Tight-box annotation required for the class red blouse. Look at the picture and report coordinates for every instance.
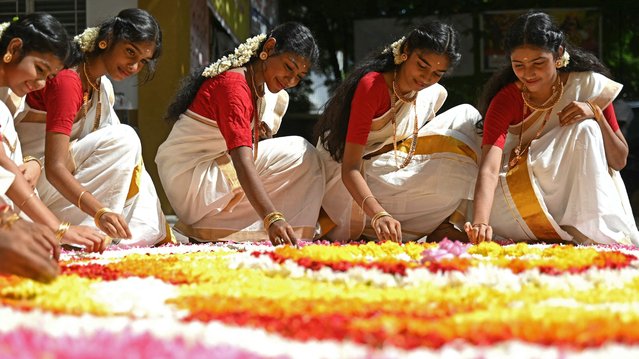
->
[345,72,391,145]
[188,71,255,150]
[483,82,620,148]
[26,69,83,136]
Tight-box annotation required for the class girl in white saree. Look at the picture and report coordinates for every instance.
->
[15,9,173,247]
[0,14,107,251]
[466,11,639,245]
[315,22,482,242]
[156,23,323,246]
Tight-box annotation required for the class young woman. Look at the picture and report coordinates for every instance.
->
[0,14,107,251]
[466,11,638,245]
[156,22,323,246]
[315,21,482,243]
[14,8,173,247]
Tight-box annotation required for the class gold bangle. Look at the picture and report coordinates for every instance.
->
[77,190,88,211]
[371,211,392,228]
[360,194,376,210]
[585,100,605,124]
[263,211,286,230]
[23,155,43,170]
[55,222,70,242]
[19,191,36,208]
[0,213,21,229]
[94,207,113,227]
[266,215,285,229]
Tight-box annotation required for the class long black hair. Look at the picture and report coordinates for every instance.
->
[0,13,71,64]
[314,21,461,162]
[477,10,610,118]
[68,8,162,81]
[165,21,319,123]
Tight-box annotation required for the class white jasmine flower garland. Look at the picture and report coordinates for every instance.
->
[0,22,10,40]
[202,33,267,78]
[382,36,406,64]
[73,26,100,53]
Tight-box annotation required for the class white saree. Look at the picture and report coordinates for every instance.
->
[13,77,173,247]
[318,83,483,241]
[0,92,18,200]
[155,88,324,242]
[490,71,639,245]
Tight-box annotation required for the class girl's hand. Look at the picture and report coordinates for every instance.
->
[61,225,110,253]
[258,121,273,140]
[0,223,59,283]
[464,222,493,244]
[558,101,594,126]
[373,216,402,243]
[19,161,42,190]
[97,211,132,240]
[268,219,297,246]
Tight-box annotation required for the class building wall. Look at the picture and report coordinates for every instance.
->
[137,0,192,214]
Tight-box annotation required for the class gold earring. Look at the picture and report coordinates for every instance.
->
[555,60,562,68]
[98,40,107,50]
[259,51,268,60]
[401,53,407,61]
[3,53,11,63]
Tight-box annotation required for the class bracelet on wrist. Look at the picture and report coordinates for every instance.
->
[23,155,43,170]
[371,211,392,228]
[19,191,36,208]
[77,190,88,211]
[55,222,71,242]
[263,211,285,230]
[360,194,376,210]
[0,209,21,229]
[93,207,113,227]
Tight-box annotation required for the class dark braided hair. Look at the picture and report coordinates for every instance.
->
[0,13,71,64]
[477,10,610,118]
[314,20,461,162]
[67,8,162,81]
[165,21,319,123]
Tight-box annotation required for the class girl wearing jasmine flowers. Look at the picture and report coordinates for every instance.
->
[315,21,482,243]
[156,22,322,246]
[0,14,108,252]
[466,11,638,245]
[15,8,173,247]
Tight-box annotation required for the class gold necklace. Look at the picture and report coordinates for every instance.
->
[509,75,564,169]
[390,70,419,170]
[248,64,265,160]
[82,62,102,131]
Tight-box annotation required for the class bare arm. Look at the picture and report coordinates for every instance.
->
[0,146,58,229]
[44,131,130,239]
[229,146,297,246]
[558,101,628,170]
[342,142,401,242]
[465,145,502,243]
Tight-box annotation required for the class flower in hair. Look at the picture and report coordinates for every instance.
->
[202,34,267,78]
[0,22,10,41]
[382,36,406,65]
[74,26,100,53]
[558,49,570,68]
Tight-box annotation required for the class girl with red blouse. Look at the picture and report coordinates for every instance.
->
[157,23,323,246]
[315,22,483,243]
[16,9,173,247]
[466,11,638,245]
[0,14,107,253]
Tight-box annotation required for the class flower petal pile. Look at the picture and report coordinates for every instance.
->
[2,241,639,358]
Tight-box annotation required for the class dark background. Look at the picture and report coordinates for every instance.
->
[275,0,639,215]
